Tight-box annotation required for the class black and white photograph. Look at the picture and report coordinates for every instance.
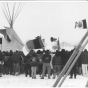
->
[1,0,88,1]
[0,1,88,88]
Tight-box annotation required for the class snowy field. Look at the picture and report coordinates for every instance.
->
[0,74,87,88]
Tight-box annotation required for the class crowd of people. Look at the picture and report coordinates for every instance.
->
[0,48,88,79]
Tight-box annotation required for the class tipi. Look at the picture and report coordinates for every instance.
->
[0,2,24,51]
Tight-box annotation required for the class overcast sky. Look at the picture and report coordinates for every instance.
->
[0,2,88,52]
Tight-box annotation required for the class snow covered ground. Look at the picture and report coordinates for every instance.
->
[0,74,87,88]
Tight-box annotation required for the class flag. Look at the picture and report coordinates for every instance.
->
[26,37,44,49]
[52,38,60,51]
[75,19,87,29]
[50,37,57,42]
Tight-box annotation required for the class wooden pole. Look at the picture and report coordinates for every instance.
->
[53,31,88,87]
[57,37,60,51]
[58,39,88,87]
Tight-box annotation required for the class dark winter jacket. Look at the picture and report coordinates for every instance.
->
[52,55,62,66]
[30,56,38,67]
[8,56,13,67]
[12,52,21,64]
[0,52,4,61]
[81,51,88,64]
[77,53,82,67]
[37,54,43,64]
[42,54,51,63]
[24,54,31,65]
[60,49,66,66]
[0,52,4,65]
[3,56,9,67]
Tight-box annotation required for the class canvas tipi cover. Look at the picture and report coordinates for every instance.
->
[0,3,24,51]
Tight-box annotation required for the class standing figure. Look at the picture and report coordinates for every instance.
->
[77,53,82,75]
[30,53,38,79]
[37,50,43,76]
[52,50,62,79]
[12,50,21,76]
[50,52,55,76]
[24,50,34,77]
[81,49,88,76]
[8,51,13,75]
[60,49,66,70]
[3,52,9,75]
[69,49,78,79]
[0,51,4,77]
[69,62,78,79]
[24,53,31,77]
[41,50,51,79]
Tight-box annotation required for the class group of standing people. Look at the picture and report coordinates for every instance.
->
[0,49,62,79]
[0,48,87,79]
[0,50,24,76]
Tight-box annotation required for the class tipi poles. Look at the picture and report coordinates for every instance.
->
[2,3,11,25]
[2,2,25,27]
[53,31,88,87]
[6,2,12,25]
[11,3,16,27]
[58,39,88,87]
[13,3,24,24]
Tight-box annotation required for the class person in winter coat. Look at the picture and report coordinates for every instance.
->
[41,50,51,79]
[69,49,78,79]
[3,53,9,75]
[52,50,62,79]
[81,49,88,76]
[30,53,38,79]
[12,50,21,76]
[24,52,32,77]
[60,49,66,69]
[24,49,35,77]
[69,61,78,79]
[36,51,43,76]
[19,51,25,74]
[77,53,82,75]
[0,51,4,77]
[50,52,55,76]
[8,51,13,75]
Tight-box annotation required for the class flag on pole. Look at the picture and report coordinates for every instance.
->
[75,19,87,29]
[50,37,57,42]
[51,37,60,51]
[26,37,44,49]
[57,38,60,50]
